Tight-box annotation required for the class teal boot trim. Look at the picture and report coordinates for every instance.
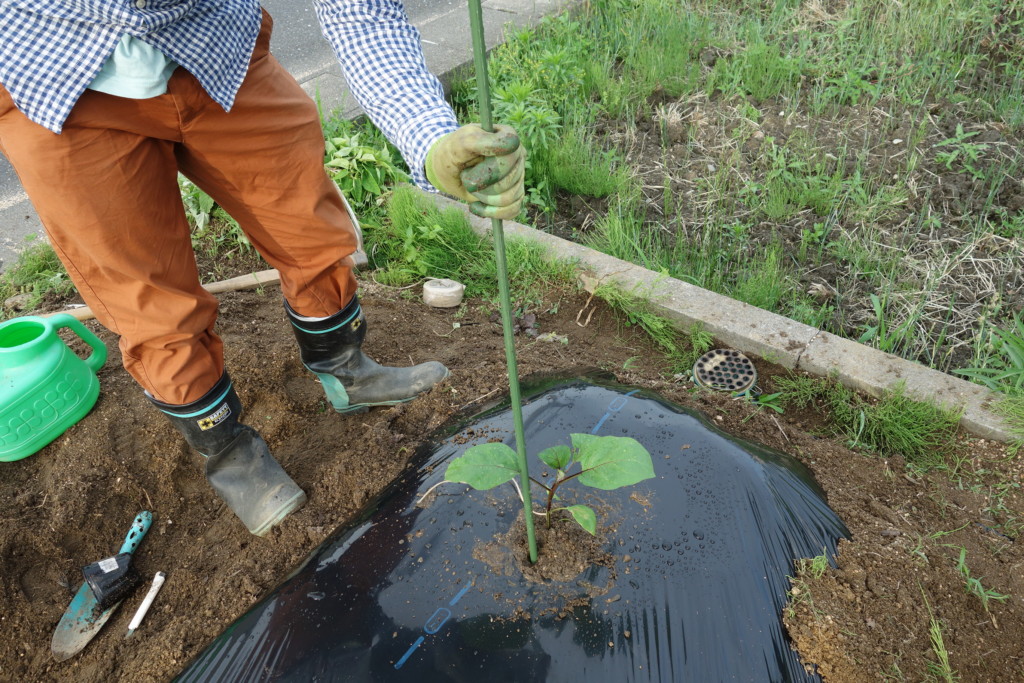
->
[288,296,449,414]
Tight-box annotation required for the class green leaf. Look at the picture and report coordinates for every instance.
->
[197,194,215,213]
[537,444,571,470]
[326,157,353,169]
[574,434,655,490]
[445,442,520,490]
[569,432,598,452]
[565,505,596,535]
[362,173,381,196]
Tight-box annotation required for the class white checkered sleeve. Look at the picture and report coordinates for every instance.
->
[314,0,458,190]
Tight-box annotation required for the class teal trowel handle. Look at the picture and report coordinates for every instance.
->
[118,511,153,555]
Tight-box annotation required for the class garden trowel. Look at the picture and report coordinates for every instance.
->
[51,511,153,661]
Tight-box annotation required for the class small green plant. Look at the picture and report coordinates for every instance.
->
[933,124,989,180]
[0,237,76,318]
[748,392,785,417]
[800,549,830,579]
[785,551,829,619]
[179,176,251,258]
[926,616,958,682]
[397,223,445,278]
[324,132,408,213]
[783,575,814,619]
[858,293,917,356]
[798,222,829,262]
[443,434,655,535]
[952,547,1009,612]
[920,586,959,682]
[821,64,881,106]
[179,176,216,232]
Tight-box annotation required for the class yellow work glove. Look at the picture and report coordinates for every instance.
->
[425,123,526,220]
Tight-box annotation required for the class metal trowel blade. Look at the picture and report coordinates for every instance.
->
[50,581,122,662]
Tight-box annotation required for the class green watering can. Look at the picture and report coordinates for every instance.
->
[0,314,107,462]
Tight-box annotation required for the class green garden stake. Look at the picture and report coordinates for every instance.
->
[468,0,538,564]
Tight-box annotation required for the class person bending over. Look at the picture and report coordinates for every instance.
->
[0,0,524,536]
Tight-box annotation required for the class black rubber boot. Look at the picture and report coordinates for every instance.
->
[286,295,449,414]
[150,373,307,537]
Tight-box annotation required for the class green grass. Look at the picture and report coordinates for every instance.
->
[0,238,75,321]
[444,0,1023,387]
[366,185,577,303]
[919,586,959,682]
[798,549,831,580]
[952,546,1009,612]
[774,374,963,468]
[956,314,1024,396]
[926,616,958,683]
[991,397,1024,455]
[543,128,630,198]
[591,283,713,373]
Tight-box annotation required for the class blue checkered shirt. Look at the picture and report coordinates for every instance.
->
[0,0,456,187]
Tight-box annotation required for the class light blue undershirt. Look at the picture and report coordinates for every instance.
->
[87,34,178,99]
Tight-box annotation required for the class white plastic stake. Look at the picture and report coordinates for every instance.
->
[125,571,166,638]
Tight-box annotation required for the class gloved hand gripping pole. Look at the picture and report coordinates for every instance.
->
[468,0,538,564]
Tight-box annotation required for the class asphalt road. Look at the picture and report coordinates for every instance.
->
[0,0,557,272]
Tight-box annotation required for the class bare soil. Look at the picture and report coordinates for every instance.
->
[1,282,1021,681]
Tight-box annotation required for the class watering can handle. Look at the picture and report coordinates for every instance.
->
[49,313,108,373]
[118,511,153,555]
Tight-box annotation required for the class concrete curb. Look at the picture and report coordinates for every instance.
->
[423,193,1016,444]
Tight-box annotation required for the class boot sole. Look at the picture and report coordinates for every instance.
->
[336,398,408,415]
[336,369,451,415]
[250,489,308,537]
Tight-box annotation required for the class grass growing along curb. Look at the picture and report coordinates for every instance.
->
[992,398,1024,454]
[591,282,713,373]
[956,314,1024,396]
[773,374,962,469]
[366,185,579,303]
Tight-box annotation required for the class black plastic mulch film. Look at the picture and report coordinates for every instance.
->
[177,374,849,682]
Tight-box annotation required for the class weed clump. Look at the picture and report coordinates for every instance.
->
[775,375,962,468]
[0,239,75,320]
[367,186,578,302]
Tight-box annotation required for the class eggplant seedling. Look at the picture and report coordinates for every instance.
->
[443,434,654,535]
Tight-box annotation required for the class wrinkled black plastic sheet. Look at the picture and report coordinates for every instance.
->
[177,375,849,682]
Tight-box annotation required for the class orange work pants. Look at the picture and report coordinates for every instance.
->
[0,13,358,404]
